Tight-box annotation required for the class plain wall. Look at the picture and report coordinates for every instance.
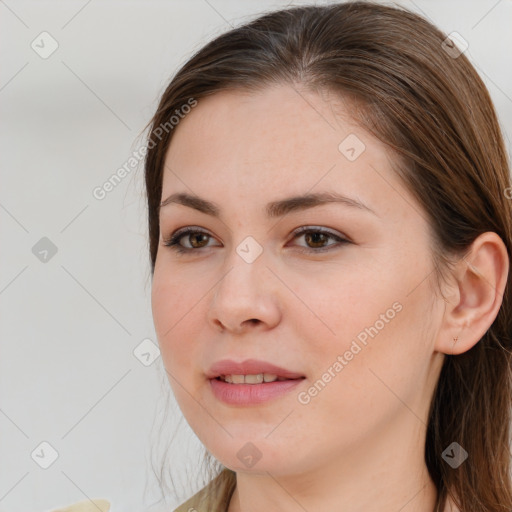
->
[1,1,511,511]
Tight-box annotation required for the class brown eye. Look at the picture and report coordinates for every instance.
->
[292,227,350,253]
[162,227,218,253]
[304,231,330,249]
[162,225,350,255]
[187,232,210,248]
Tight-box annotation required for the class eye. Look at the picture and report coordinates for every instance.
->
[162,226,218,254]
[161,226,351,255]
[290,226,351,253]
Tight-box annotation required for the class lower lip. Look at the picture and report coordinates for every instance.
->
[209,377,305,405]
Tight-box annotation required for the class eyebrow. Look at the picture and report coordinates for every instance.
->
[159,191,378,218]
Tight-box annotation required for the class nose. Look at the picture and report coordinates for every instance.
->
[206,250,282,335]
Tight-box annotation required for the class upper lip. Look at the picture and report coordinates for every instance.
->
[206,359,305,379]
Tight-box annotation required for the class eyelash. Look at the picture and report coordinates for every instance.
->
[161,226,351,255]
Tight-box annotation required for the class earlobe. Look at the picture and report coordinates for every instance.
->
[435,232,509,356]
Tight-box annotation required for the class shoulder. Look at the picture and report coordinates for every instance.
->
[49,499,110,512]
[173,469,236,512]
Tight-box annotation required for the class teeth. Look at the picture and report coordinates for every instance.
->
[222,373,280,384]
[243,374,263,384]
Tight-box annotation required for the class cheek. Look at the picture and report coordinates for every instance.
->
[287,265,387,357]
[302,284,433,432]
[151,265,199,368]
[295,255,432,394]
[151,272,206,416]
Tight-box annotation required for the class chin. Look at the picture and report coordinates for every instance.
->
[204,437,296,474]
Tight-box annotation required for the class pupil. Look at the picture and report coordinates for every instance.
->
[191,234,207,248]
[306,232,326,248]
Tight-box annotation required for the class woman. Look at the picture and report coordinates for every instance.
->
[144,1,512,511]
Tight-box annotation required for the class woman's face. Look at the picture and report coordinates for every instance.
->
[151,84,445,477]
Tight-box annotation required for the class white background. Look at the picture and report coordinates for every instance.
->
[1,1,511,511]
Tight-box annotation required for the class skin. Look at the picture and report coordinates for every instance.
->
[151,83,509,512]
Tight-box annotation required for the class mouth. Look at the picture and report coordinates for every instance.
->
[206,359,306,405]
[213,374,305,384]
[209,375,305,405]
[206,358,306,381]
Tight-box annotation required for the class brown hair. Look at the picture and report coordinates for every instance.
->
[143,1,512,510]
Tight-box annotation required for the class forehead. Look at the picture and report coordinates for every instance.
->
[165,85,362,169]
[160,84,411,223]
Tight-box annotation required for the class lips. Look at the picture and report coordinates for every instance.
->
[206,358,305,380]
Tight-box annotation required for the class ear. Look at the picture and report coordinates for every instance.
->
[435,231,509,355]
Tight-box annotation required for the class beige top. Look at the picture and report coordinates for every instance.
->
[173,469,236,512]
[173,471,461,512]
[48,474,460,512]
[49,499,110,512]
